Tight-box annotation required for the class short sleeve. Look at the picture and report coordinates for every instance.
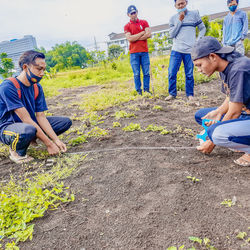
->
[35,84,48,112]
[228,71,245,103]
[0,80,24,111]
[143,20,149,28]
[124,23,130,33]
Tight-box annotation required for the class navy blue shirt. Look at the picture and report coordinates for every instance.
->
[0,78,48,142]
[220,56,250,109]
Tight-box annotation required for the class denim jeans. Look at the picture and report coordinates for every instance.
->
[130,52,150,93]
[2,116,72,156]
[195,107,250,153]
[168,50,194,97]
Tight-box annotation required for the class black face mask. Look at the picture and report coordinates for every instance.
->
[26,68,42,85]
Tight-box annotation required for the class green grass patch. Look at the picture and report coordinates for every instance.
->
[114,110,136,120]
[123,123,142,132]
[0,154,85,248]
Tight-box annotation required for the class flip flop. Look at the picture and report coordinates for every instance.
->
[234,154,250,167]
[9,149,34,164]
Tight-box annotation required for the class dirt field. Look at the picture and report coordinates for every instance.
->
[2,80,250,250]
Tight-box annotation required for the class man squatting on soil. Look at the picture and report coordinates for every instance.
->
[124,5,152,95]
[222,0,248,56]
[0,50,72,164]
[165,0,206,101]
[192,36,250,167]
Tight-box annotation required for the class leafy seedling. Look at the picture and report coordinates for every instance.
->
[186,176,200,183]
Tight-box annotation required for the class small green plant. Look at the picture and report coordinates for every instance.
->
[69,134,88,146]
[127,104,140,111]
[186,176,200,183]
[145,124,165,132]
[152,105,163,110]
[236,231,250,248]
[123,123,142,132]
[160,129,172,135]
[220,199,236,207]
[71,112,104,126]
[114,110,136,120]
[113,122,121,128]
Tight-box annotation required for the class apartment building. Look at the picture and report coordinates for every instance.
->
[0,35,37,74]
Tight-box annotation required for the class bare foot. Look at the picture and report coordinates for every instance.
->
[9,149,34,164]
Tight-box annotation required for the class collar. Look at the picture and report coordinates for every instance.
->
[130,18,140,24]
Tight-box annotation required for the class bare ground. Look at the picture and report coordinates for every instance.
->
[1,80,250,250]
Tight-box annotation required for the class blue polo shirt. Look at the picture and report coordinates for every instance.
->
[0,78,48,142]
[220,56,250,109]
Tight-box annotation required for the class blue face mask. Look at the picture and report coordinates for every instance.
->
[177,7,187,13]
[229,5,237,12]
[26,68,42,85]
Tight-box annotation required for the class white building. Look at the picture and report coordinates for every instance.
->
[0,35,37,74]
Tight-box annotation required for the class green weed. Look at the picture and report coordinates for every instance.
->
[114,110,136,120]
[0,155,85,248]
[123,123,142,132]
[186,176,200,183]
[113,122,121,128]
[221,199,236,207]
[152,105,163,111]
[145,124,165,132]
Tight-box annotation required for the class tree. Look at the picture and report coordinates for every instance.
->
[87,50,107,66]
[0,53,14,78]
[38,42,89,71]
[108,45,124,60]
[207,21,223,41]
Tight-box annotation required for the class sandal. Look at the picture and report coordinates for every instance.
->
[9,149,34,164]
[234,154,250,167]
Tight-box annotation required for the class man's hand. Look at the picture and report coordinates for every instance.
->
[54,138,67,153]
[179,12,185,21]
[197,140,215,154]
[47,141,60,155]
[202,110,222,126]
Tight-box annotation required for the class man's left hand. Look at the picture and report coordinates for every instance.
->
[54,138,67,153]
[197,139,215,154]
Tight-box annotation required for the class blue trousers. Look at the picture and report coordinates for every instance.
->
[168,50,194,97]
[195,108,250,153]
[130,52,150,93]
[2,116,72,156]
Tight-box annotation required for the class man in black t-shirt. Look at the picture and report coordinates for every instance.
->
[191,36,250,167]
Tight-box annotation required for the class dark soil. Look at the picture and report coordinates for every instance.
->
[2,80,250,250]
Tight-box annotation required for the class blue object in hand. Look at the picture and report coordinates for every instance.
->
[196,119,220,142]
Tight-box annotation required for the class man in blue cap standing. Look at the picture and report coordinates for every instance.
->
[222,0,248,55]
[124,5,151,95]
[166,0,206,101]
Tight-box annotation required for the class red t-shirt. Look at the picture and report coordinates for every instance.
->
[124,19,149,54]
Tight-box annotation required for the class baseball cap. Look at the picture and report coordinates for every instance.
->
[127,5,137,14]
[191,36,234,61]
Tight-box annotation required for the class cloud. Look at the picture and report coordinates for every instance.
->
[0,0,249,49]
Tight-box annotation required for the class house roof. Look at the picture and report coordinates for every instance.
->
[108,6,250,41]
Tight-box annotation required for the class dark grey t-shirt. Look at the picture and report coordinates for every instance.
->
[220,56,250,109]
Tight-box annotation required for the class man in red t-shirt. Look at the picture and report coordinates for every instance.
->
[124,5,151,95]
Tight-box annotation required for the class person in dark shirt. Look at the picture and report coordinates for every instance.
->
[191,36,250,166]
[0,50,72,164]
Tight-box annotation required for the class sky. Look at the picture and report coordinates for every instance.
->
[0,0,249,51]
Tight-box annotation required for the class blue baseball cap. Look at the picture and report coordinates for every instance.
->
[191,36,234,61]
[127,5,137,14]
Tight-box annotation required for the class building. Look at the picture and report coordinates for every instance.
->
[107,7,250,53]
[0,35,37,74]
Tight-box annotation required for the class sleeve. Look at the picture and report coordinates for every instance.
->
[228,71,245,103]
[222,19,226,45]
[241,11,248,40]
[124,23,130,33]
[0,81,24,112]
[219,73,227,95]
[169,15,183,39]
[143,20,150,28]
[35,84,48,112]
[196,11,206,40]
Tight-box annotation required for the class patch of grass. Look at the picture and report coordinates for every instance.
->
[69,126,108,146]
[145,124,165,132]
[114,110,136,120]
[152,105,163,111]
[221,199,236,207]
[186,176,200,183]
[0,154,85,248]
[123,123,142,132]
[71,112,105,126]
[113,122,121,128]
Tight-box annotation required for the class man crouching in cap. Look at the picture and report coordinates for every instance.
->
[192,36,250,167]
[124,5,151,95]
